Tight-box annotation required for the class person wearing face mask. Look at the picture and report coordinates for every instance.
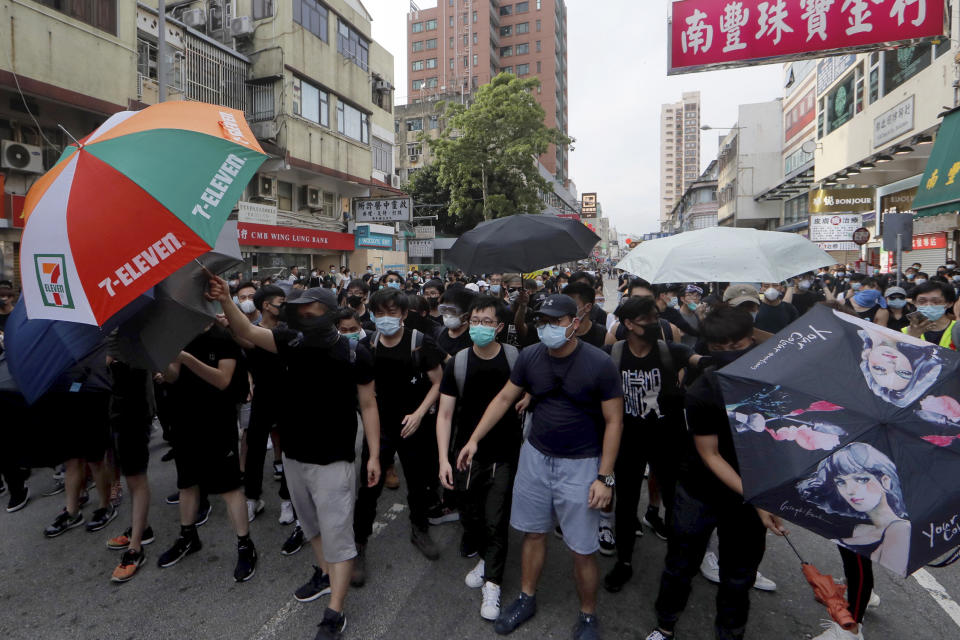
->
[606,278,683,346]
[678,285,703,348]
[783,274,823,316]
[882,286,914,332]
[437,287,478,359]
[422,279,445,327]
[436,296,522,621]
[343,279,376,333]
[563,282,607,348]
[233,282,260,325]
[211,281,381,637]
[903,281,957,349]
[644,305,787,640]
[354,287,447,571]
[501,274,538,348]
[456,293,623,639]
[656,284,699,339]
[754,282,798,334]
[336,309,368,349]
[842,278,889,327]
[569,271,608,329]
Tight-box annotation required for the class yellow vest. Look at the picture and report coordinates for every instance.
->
[901,320,957,350]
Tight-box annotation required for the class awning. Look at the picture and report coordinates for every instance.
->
[754,163,815,202]
[913,107,960,218]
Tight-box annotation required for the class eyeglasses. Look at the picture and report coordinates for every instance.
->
[469,318,498,327]
[438,304,462,315]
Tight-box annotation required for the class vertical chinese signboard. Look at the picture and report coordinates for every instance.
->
[669,0,946,75]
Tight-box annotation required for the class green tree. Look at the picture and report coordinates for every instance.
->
[427,73,572,222]
[404,162,483,236]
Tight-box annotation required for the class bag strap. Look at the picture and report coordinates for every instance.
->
[411,328,423,371]
[657,339,676,382]
[454,348,469,396]
[502,343,519,370]
[611,340,625,370]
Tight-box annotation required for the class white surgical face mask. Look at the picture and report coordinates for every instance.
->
[764,288,780,301]
[239,299,256,314]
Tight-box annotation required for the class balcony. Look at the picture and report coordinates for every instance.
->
[246,79,276,123]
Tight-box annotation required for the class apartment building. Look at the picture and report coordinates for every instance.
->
[406,0,569,182]
[659,91,700,228]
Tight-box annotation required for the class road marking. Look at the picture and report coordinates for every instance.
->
[913,568,960,630]
[250,503,407,640]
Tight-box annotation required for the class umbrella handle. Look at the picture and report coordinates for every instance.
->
[782,533,807,564]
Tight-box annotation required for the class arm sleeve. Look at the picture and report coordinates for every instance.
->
[685,379,726,436]
[668,309,700,337]
[419,334,446,372]
[668,342,694,363]
[439,358,459,397]
[353,344,375,385]
[596,355,623,400]
[509,348,531,388]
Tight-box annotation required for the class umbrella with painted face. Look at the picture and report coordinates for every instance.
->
[19,101,266,326]
[716,304,960,576]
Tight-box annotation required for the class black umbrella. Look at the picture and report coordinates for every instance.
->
[446,214,600,274]
[716,304,960,577]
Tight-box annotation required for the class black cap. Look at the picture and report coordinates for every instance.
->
[536,294,578,318]
[285,287,337,309]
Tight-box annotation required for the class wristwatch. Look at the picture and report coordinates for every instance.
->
[597,473,615,488]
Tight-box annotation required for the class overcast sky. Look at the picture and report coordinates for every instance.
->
[363,0,784,236]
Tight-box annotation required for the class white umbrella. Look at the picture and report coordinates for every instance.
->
[617,227,836,283]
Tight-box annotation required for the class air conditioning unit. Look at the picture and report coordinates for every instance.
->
[374,79,391,91]
[182,8,206,29]
[1,140,44,174]
[299,185,321,209]
[408,154,419,163]
[252,174,276,198]
[230,16,255,38]
[390,174,401,188]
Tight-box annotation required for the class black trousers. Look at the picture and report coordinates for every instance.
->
[839,545,873,624]
[354,413,440,543]
[244,401,289,501]
[459,459,515,585]
[654,482,766,640]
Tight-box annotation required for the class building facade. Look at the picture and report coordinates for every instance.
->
[663,160,718,234]
[406,0,569,182]
[659,91,700,227]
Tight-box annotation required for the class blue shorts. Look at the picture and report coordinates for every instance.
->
[509,441,601,555]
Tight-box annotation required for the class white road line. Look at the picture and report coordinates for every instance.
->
[250,503,408,640]
[913,568,960,630]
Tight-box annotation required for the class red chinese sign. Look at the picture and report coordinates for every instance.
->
[785,88,815,143]
[911,232,947,250]
[669,0,946,75]
[237,223,355,251]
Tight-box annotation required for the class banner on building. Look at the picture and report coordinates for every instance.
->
[669,0,946,75]
[808,188,875,213]
[912,233,947,250]
[237,223,355,251]
[414,225,436,239]
[355,225,394,249]
[408,239,434,258]
[238,201,278,226]
[874,95,915,147]
[810,213,862,250]
[353,196,413,223]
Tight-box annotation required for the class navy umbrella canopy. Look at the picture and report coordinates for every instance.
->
[446,215,600,274]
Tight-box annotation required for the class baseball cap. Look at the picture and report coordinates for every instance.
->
[686,284,704,295]
[884,286,907,298]
[723,284,760,307]
[465,283,480,293]
[536,294,579,318]
[285,287,337,309]
[477,280,487,287]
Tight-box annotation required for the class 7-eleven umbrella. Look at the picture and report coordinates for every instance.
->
[19,101,267,325]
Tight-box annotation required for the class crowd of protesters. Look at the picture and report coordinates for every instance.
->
[0,258,953,640]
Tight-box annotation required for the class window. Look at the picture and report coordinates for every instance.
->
[826,70,855,134]
[407,142,423,155]
[373,138,392,173]
[472,54,478,67]
[517,63,529,75]
[501,25,512,36]
[500,46,513,57]
[407,118,423,131]
[473,32,478,44]
[253,0,275,20]
[425,19,437,30]
[412,60,424,71]
[337,19,369,70]
[536,40,541,51]
[536,19,541,31]
[429,114,440,129]
[278,181,293,211]
[500,4,512,16]
[412,79,424,90]
[502,66,513,74]
[294,0,328,42]
[449,58,455,69]
[337,101,369,143]
[426,38,437,49]
[536,61,541,72]
[884,42,933,95]
[464,34,468,45]
[473,10,478,22]
[450,37,454,48]
[293,77,329,127]
[516,1,529,13]
[783,194,808,224]
[426,77,439,88]
[38,0,117,34]
[426,58,437,69]
[537,0,541,8]
[516,43,529,55]
[412,40,424,52]
[516,22,529,34]
[449,15,454,27]
[464,56,468,67]
[412,21,423,33]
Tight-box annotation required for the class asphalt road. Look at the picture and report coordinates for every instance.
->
[0,278,958,640]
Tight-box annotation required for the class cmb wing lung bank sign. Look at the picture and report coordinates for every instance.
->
[669,0,946,74]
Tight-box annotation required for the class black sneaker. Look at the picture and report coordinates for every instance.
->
[165,491,180,505]
[281,525,305,556]
[494,592,536,635]
[86,506,118,532]
[598,524,616,556]
[44,509,84,538]
[196,502,212,527]
[295,565,332,602]
[350,542,366,587]
[411,526,440,561]
[157,533,202,568]
[6,487,29,513]
[642,508,668,541]
[160,448,175,462]
[572,611,600,640]
[313,607,346,640]
[78,491,90,508]
[273,461,284,481]
[603,561,633,593]
[459,533,479,558]
[234,540,258,582]
[42,479,65,497]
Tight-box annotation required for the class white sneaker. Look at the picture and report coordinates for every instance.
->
[278,500,295,525]
[246,499,265,523]
[867,591,880,608]
[480,581,501,621]
[700,551,720,583]
[811,620,863,640]
[753,571,777,591]
[465,559,485,589]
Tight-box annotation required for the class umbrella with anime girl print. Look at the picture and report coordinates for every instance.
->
[716,304,960,577]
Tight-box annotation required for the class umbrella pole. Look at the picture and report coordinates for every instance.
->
[782,533,807,564]
[57,124,84,149]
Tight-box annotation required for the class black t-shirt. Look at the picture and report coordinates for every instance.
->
[372,328,445,425]
[436,327,473,358]
[439,347,520,463]
[681,370,742,505]
[589,304,608,328]
[791,290,823,316]
[175,329,241,424]
[273,328,374,465]
[577,320,608,348]
[0,310,9,333]
[755,301,799,333]
[605,341,690,435]
[246,322,288,404]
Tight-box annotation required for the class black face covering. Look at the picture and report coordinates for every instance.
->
[347,295,364,308]
[290,313,339,348]
[426,297,440,309]
[709,345,752,367]
[640,323,661,343]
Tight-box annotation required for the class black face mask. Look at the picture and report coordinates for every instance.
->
[347,295,364,308]
[709,345,752,367]
[426,297,440,309]
[639,323,661,343]
[290,313,338,348]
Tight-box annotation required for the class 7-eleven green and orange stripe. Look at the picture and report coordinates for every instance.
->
[20,101,267,326]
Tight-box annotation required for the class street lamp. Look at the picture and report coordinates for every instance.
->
[702,125,743,227]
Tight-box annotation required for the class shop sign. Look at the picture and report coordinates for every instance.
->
[581,193,598,217]
[353,197,412,223]
[881,186,918,213]
[817,55,856,95]
[810,213,862,244]
[408,239,434,258]
[414,226,436,239]
[808,188,875,213]
[669,1,944,75]
[874,95,914,147]
[238,201,278,226]
[912,233,947,250]
[785,88,815,142]
[236,223,355,251]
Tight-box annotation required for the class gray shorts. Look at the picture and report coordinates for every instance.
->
[509,441,601,555]
[283,455,358,564]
